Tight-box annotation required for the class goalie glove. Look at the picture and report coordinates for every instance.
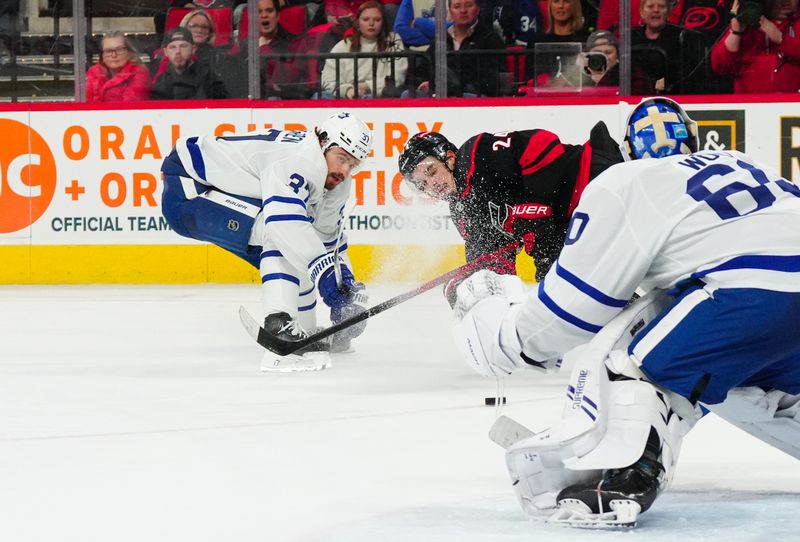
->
[451,270,530,377]
[443,247,519,308]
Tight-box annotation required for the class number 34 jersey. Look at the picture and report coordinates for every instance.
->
[517,149,800,361]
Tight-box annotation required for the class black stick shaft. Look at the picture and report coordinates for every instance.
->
[263,241,520,355]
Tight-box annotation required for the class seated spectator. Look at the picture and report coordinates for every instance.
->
[182,9,218,46]
[524,0,588,82]
[393,0,441,49]
[178,8,234,80]
[411,0,506,97]
[151,27,229,99]
[86,32,152,102]
[479,0,543,46]
[581,29,618,87]
[540,0,589,43]
[631,0,707,94]
[320,0,408,97]
[711,0,800,93]
[257,0,312,99]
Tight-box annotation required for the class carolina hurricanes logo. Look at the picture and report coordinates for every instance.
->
[488,201,552,237]
[682,7,721,31]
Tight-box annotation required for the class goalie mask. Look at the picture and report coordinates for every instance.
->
[624,97,698,160]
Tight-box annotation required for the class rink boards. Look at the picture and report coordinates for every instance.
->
[0,96,798,283]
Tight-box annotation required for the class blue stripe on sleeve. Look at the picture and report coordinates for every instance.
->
[261,250,283,259]
[264,215,311,224]
[308,253,325,269]
[299,286,315,296]
[537,282,603,333]
[261,273,300,285]
[691,254,800,279]
[263,195,307,209]
[186,137,206,181]
[298,300,317,312]
[555,262,628,308]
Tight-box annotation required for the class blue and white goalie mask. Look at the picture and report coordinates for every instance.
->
[624,97,698,160]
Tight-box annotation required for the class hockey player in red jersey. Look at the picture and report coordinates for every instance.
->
[397,123,625,302]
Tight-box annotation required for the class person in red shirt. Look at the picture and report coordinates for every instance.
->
[711,0,800,93]
[86,32,152,102]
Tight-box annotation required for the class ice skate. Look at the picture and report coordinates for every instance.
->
[259,312,331,373]
[549,457,663,529]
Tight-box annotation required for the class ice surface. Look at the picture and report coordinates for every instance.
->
[1,284,797,542]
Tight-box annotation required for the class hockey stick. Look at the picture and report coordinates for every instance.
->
[333,199,355,288]
[242,241,521,356]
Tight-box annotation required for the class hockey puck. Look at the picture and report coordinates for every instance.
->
[484,396,507,406]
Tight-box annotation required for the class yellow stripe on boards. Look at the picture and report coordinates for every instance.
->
[0,245,537,284]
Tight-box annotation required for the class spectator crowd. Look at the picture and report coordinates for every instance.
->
[83,0,800,102]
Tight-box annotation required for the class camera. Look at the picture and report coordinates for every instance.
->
[584,52,608,73]
[736,0,777,26]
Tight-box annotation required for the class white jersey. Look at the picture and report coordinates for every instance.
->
[514,150,800,362]
[173,128,349,276]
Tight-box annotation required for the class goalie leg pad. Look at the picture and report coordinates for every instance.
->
[707,387,800,460]
[504,345,698,520]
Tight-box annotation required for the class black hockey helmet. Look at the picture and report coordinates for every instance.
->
[398,132,458,182]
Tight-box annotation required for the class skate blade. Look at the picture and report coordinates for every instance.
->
[260,351,332,373]
[547,499,640,529]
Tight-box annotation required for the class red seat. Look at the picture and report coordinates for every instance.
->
[239,5,308,39]
[505,45,527,83]
[539,0,549,31]
[165,7,233,48]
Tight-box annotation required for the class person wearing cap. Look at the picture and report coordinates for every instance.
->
[582,29,619,87]
[397,120,625,307]
[160,112,373,371]
[151,26,229,100]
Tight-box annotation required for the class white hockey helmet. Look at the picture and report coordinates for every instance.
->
[316,111,373,163]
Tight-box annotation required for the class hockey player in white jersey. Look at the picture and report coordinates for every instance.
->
[452,98,800,527]
[160,111,373,371]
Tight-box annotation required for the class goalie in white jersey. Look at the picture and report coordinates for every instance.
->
[160,112,373,371]
[453,98,800,527]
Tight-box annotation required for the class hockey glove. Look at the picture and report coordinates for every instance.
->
[311,253,363,309]
[330,287,369,352]
[451,270,529,376]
